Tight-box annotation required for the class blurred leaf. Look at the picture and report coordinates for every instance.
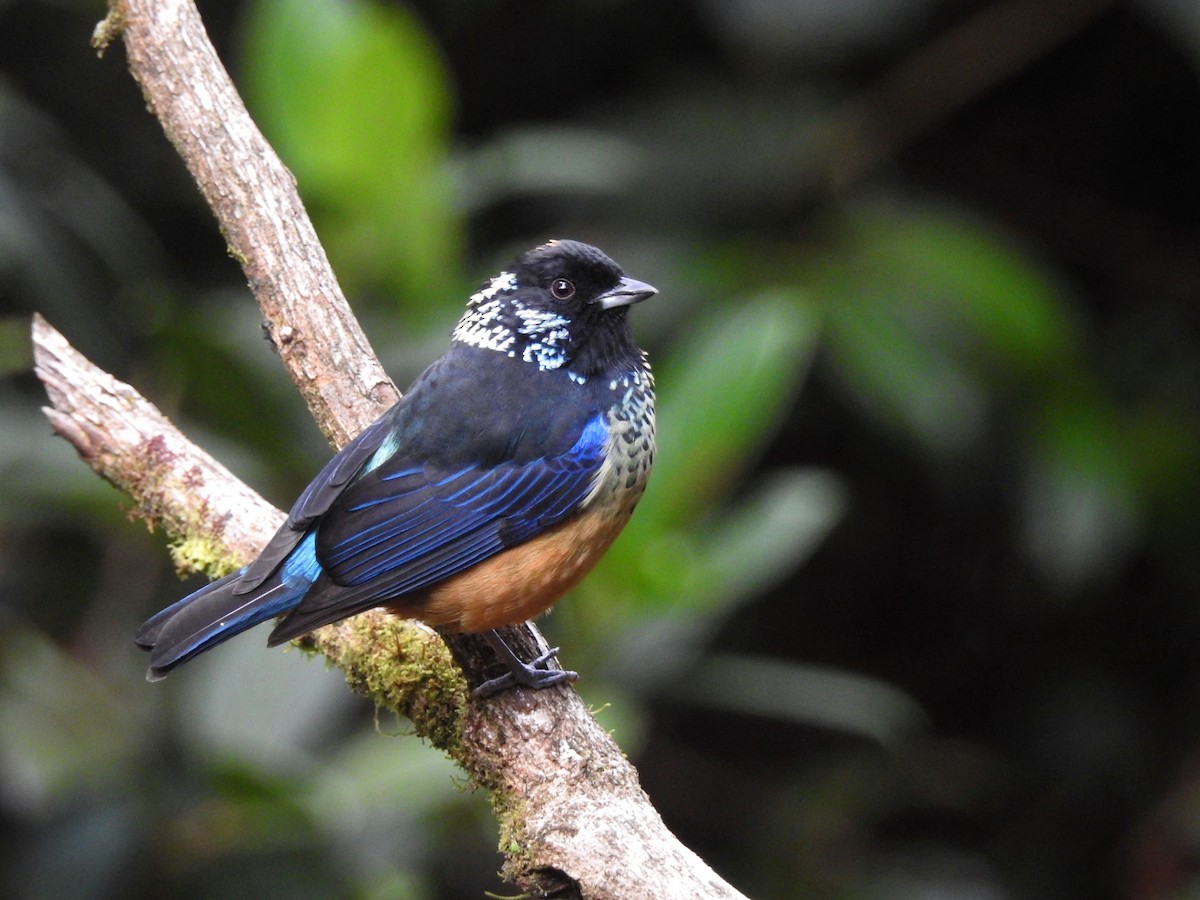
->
[619,467,844,616]
[826,287,990,453]
[1021,397,1143,589]
[241,0,460,310]
[0,625,137,810]
[688,467,845,608]
[852,208,1077,373]
[451,126,645,211]
[591,469,846,688]
[683,652,929,746]
[811,203,1078,453]
[640,288,820,528]
[305,730,462,874]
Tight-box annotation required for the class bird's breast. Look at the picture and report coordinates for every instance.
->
[583,368,656,518]
[401,506,633,633]
[387,367,656,635]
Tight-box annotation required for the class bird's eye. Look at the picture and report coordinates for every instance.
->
[550,278,575,300]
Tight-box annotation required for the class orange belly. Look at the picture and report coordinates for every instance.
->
[386,506,630,633]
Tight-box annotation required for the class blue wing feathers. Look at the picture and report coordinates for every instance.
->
[287,411,398,527]
[140,407,611,676]
[335,513,482,585]
[324,504,442,566]
[441,471,499,503]
[379,464,425,482]
[280,532,322,589]
[315,412,607,585]
[267,524,507,645]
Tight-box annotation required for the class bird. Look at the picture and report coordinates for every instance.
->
[135,239,657,696]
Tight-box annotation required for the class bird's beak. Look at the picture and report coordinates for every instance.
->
[595,276,658,310]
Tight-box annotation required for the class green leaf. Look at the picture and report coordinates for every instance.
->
[450,126,645,211]
[240,0,460,309]
[682,653,928,746]
[640,288,820,529]
[854,208,1077,373]
[688,467,845,610]
[813,203,1078,453]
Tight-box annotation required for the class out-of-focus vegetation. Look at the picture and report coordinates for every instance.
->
[3,0,1199,897]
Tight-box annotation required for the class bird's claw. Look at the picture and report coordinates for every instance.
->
[472,642,578,698]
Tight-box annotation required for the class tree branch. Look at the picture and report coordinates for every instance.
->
[32,1,749,896]
[95,0,395,445]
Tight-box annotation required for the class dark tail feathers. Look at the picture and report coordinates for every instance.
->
[135,571,305,681]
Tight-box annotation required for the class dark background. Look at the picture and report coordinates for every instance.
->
[3,1,1200,898]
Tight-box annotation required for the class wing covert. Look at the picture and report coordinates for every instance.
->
[236,404,402,594]
[312,413,609,601]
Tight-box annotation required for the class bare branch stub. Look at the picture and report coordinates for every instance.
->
[31,313,281,565]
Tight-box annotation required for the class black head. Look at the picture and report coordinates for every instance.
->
[451,240,656,378]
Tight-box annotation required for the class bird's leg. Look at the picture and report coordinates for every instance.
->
[472,628,578,698]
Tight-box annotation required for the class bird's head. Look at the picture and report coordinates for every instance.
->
[452,240,657,378]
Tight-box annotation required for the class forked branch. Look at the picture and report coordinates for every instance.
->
[33,1,747,897]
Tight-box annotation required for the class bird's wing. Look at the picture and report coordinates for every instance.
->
[236,407,402,594]
[134,409,409,671]
[289,411,403,528]
[266,414,608,642]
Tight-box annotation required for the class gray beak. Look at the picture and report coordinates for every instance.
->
[595,276,658,310]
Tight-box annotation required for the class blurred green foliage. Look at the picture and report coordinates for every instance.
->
[3,0,1200,898]
[242,0,461,310]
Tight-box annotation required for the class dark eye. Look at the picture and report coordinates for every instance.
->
[550,278,575,300]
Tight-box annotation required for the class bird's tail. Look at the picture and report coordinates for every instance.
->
[134,571,307,681]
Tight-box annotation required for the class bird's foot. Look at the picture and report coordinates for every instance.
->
[472,630,578,698]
